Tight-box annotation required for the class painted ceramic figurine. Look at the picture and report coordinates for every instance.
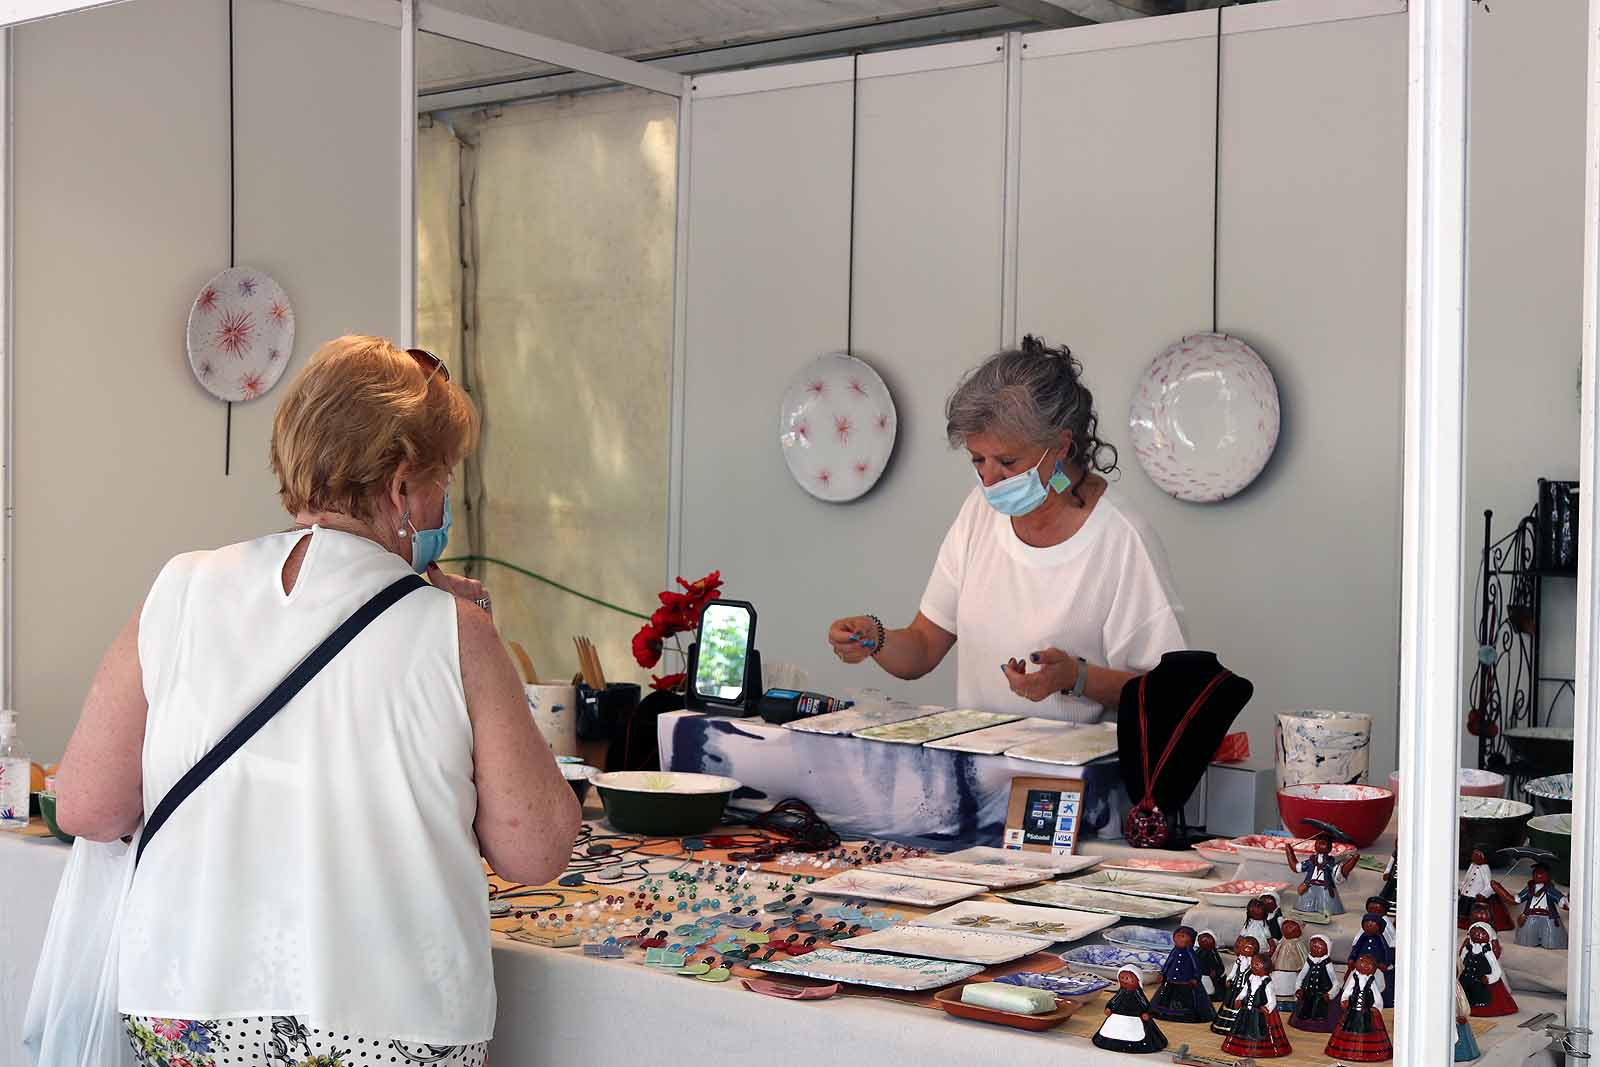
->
[1467,900,1506,959]
[1260,891,1285,941]
[1325,954,1393,1062]
[1221,955,1294,1058]
[1379,848,1398,912]
[1289,935,1339,1033]
[1348,913,1394,1008]
[1195,929,1227,1001]
[1093,966,1169,1054]
[1287,833,1359,916]
[1270,918,1307,998]
[1240,897,1277,954]
[1211,936,1259,1036]
[1454,979,1482,1061]
[1514,862,1570,950]
[1150,925,1214,1023]
[1365,896,1397,951]
[1458,847,1516,930]
[1459,922,1518,1017]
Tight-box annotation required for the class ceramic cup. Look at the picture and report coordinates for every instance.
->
[1275,710,1372,792]
[527,683,579,757]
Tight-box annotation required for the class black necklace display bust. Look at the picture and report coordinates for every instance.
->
[1117,650,1254,818]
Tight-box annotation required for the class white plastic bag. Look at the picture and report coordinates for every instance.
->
[22,834,138,1067]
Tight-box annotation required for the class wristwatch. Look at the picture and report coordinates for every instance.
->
[1070,656,1090,699]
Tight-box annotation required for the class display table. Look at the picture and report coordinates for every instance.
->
[3,826,1560,1067]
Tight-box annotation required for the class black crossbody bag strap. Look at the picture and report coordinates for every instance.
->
[135,573,427,868]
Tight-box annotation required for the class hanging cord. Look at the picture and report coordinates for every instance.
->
[224,0,236,476]
[1210,4,1223,335]
[438,554,651,621]
[845,53,859,354]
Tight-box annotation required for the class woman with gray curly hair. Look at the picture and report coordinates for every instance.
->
[826,336,1185,722]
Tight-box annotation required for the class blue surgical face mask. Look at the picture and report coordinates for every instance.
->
[978,450,1053,516]
[403,493,452,573]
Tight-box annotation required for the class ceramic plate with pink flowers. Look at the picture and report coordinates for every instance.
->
[186,266,295,402]
[779,352,897,503]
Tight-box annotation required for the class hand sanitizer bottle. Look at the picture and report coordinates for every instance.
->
[0,710,29,829]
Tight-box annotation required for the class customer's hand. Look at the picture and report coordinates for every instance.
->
[427,563,493,617]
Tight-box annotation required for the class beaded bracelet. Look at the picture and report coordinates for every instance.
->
[867,614,886,656]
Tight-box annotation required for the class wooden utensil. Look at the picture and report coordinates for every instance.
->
[580,636,609,689]
[572,637,594,688]
[509,641,539,685]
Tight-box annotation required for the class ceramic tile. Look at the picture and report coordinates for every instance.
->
[853,708,1020,745]
[862,857,1049,889]
[832,925,1048,965]
[749,948,982,992]
[941,846,1103,876]
[783,701,931,736]
[923,716,1076,755]
[997,882,1190,920]
[1065,870,1215,903]
[809,868,984,908]
[1005,724,1120,766]
[909,900,1118,943]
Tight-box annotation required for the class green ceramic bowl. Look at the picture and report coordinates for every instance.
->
[561,763,599,805]
[35,792,74,844]
[592,771,740,836]
[1458,796,1532,867]
[1526,813,1573,883]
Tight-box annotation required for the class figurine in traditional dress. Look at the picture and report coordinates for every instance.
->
[1326,954,1393,1062]
[1379,848,1398,912]
[1270,918,1307,998]
[1365,896,1397,951]
[1454,979,1482,1061]
[1514,862,1570,950]
[1459,922,1518,1017]
[1093,966,1169,1054]
[1289,935,1339,1034]
[1261,891,1285,941]
[1458,847,1516,930]
[1240,897,1277,955]
[1150,925,1214,1023]
[1348,913,1394,1008]
[1221,954,1294,1058]
[1195,930,1227,1001]
[1211,936,1259,1036]
[1287,833,1359,916]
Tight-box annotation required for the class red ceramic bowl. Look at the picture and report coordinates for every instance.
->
[1276,784,1396,848]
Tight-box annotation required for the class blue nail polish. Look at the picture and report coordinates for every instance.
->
[1030,653,1040,664]
[847,634,860,643]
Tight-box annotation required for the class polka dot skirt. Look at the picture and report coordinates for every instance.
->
[123,1015,489,1066]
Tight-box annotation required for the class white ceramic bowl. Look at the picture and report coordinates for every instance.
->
[1387,767,1505,805]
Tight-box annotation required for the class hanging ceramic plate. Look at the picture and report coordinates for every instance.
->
[779,352,897,503]
[1129,332,1280,503]
[186,267,295,402]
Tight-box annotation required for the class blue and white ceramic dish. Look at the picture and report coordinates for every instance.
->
[995,971,1113,997]
[1058,944,1166,981]
[1101,925,1176,952]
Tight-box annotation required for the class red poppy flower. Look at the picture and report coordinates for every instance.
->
[631,623,665,669]
[650,672,687,693]
[651,605,695,638]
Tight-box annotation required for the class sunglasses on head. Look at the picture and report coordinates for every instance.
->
[406,347,450,384]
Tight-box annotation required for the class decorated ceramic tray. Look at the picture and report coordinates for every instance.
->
[924,717,1075,755]
[1005,724,1120,766]
[186,266,296,403]
[1058,944,1167,982]
[1066,870,1214,903]
[832,925,1048,966]
[1198,880,1294,907]
[1192,838,1240,863]
[853,709,1019,745]
[995,970,1112,997]
[863,857,1048,889]
[783,701,930,736]
[1098,856,1213,878]
[998,883,1190,920]
[941,847,1102,876]
[749,948,980,992]
[1227,835,1357,863]
[810,869,983,908]
[910,901,1118,943]
[1525,773,1574,804]
[1128,332,1280,503]
[1101,925,1177,952]
[779,352,898,503]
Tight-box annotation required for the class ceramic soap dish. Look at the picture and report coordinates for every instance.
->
[932,986,1081,1031]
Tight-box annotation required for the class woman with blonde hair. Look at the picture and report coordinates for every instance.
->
[53,335,580,1065]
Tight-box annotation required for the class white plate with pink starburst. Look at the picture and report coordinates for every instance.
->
[778,352,897,503]
[186,266,295,403]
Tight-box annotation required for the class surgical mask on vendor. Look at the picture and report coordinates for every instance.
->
[978,450,1062,516]
[399,493,452,573]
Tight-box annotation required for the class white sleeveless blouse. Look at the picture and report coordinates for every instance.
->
[118,527,494,1043]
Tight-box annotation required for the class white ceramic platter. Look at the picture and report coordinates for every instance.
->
[186,266,296,403]
[998,883,1191,920]
[1227,835,1357,863]
[783,702,931,736]
[749,948,980,992]
[1192,839,1240,864]
[1066,870,1215,904]
[910,900,1118,944]
[940,846,1103,876]
[809,869,983,908]
[1129,332,1280,503]
[1198,879,1295,908]
[1098,856,1214,878]
[924,717,1076,755]
[778,352,897,503]
[863,857,1049,889]
[1005,724,1120,766]
[832,925,1049,966]
[853,709,1019,745]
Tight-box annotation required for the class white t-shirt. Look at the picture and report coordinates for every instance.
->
[918,486,1187,722]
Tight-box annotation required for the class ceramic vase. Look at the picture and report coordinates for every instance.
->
[527,683,579,757]
[1276,711,1373,792]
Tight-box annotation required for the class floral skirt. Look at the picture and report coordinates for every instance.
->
[124,1015,488,1067]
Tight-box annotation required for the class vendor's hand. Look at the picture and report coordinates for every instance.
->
[828,616,879,663]
[427,563,492,618]
[1002,647,1075,702]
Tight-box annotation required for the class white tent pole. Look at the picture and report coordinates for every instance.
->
[399,0,415,347]
[1394,0,1469,1063]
